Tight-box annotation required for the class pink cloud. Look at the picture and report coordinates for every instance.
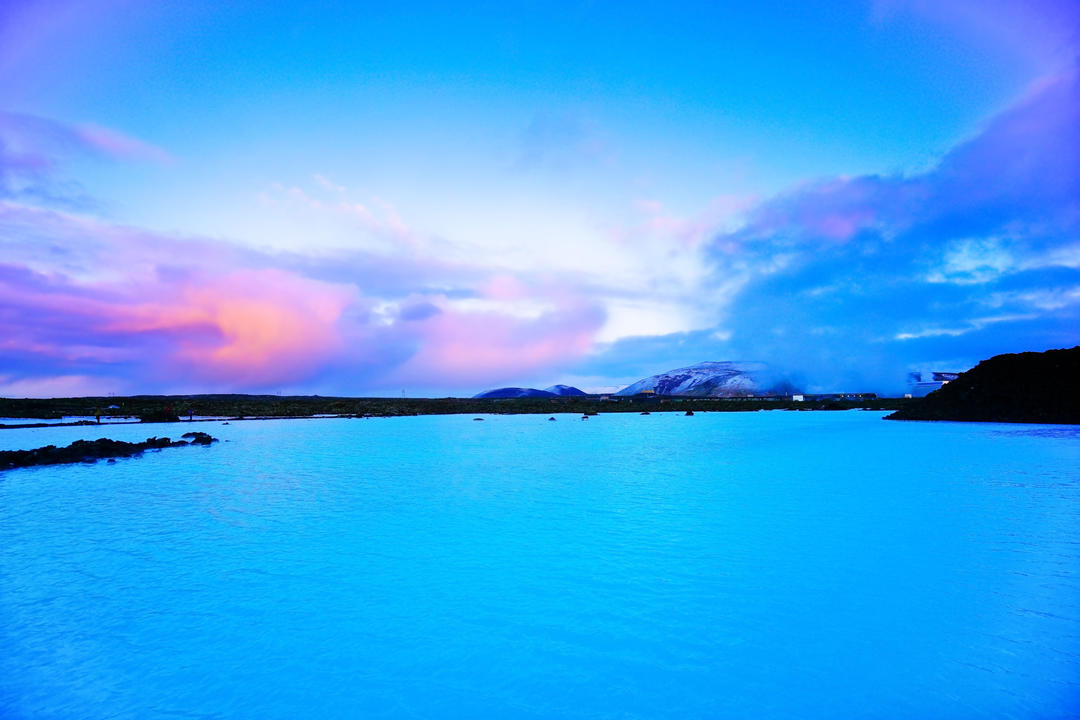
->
[0,225,358,391]
[267,182,420,248]
[635,194,757,249]
[389,298,605,386]
[0,202,611,394]
[73,123,172,164]
[813,208,878,241]
[727,62,1079,259]
[0,112,172,209]
[0,112,170,166]
[107,269,356,386]
[731,175,926,251]
[483,274,530,301]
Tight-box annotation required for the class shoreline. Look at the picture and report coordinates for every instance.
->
[0,395,912,430]
[0,416,347,430]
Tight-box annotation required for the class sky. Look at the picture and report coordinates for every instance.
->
[0,0,1077,397]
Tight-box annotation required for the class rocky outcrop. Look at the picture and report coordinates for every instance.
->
[886,347,1080,424]
[139,410,181,423]
[1,433,219,471]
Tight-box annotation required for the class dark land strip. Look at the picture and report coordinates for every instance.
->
[1,394,911,428]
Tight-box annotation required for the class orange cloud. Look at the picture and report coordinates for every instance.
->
[112,269,355,386]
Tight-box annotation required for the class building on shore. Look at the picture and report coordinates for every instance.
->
[908,371,960,397]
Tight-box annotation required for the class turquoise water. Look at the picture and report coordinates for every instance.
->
[1,411,1078,719]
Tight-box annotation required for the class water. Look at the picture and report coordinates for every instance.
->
[1,411,1078,719]
[0,416,139,426]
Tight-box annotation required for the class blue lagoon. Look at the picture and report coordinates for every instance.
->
[1,411,1078,718]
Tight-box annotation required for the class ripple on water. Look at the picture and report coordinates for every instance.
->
[1,412,1078,719]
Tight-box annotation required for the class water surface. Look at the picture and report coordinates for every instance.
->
[2,411,1078,718]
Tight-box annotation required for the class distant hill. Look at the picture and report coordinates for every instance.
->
[473,387,556,399]
[886,347,1080,424]
[544,384,587,396]
[615,361,788,397]
[473,384,587,399]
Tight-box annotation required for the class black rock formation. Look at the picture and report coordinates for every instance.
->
[139,410,181,423]
[886,347,1080,424]
[1,433,219,471]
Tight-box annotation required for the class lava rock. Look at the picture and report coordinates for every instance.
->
[1,434,220,471]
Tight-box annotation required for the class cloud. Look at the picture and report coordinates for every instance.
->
[633,194,757,249]
[0,111,170,208]
[109,269,357,386]
[4,50,1075,397]
[0,246,357,393]
[73,123,172,164]
[255,170,729,362]
[386,295,606,387]
[689,63,1080,392]
[0,198,611,395]
[312,173,346,193]
[262,181,421,251]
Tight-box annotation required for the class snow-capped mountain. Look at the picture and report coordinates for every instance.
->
[473,387,556,399]
[473,384,588,399]
[543,384,587,396]
[615,361,780,397]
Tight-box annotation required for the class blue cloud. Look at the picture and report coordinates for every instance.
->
[578,65,1080,394]
[698,65,1080,392]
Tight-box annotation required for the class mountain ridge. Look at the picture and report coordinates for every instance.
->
[473,384,587,399]
[615,361,792,397]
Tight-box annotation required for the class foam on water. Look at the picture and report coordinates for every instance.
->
[1,411,1078,718]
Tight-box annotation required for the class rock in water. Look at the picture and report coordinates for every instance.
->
[1,434,220,471]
